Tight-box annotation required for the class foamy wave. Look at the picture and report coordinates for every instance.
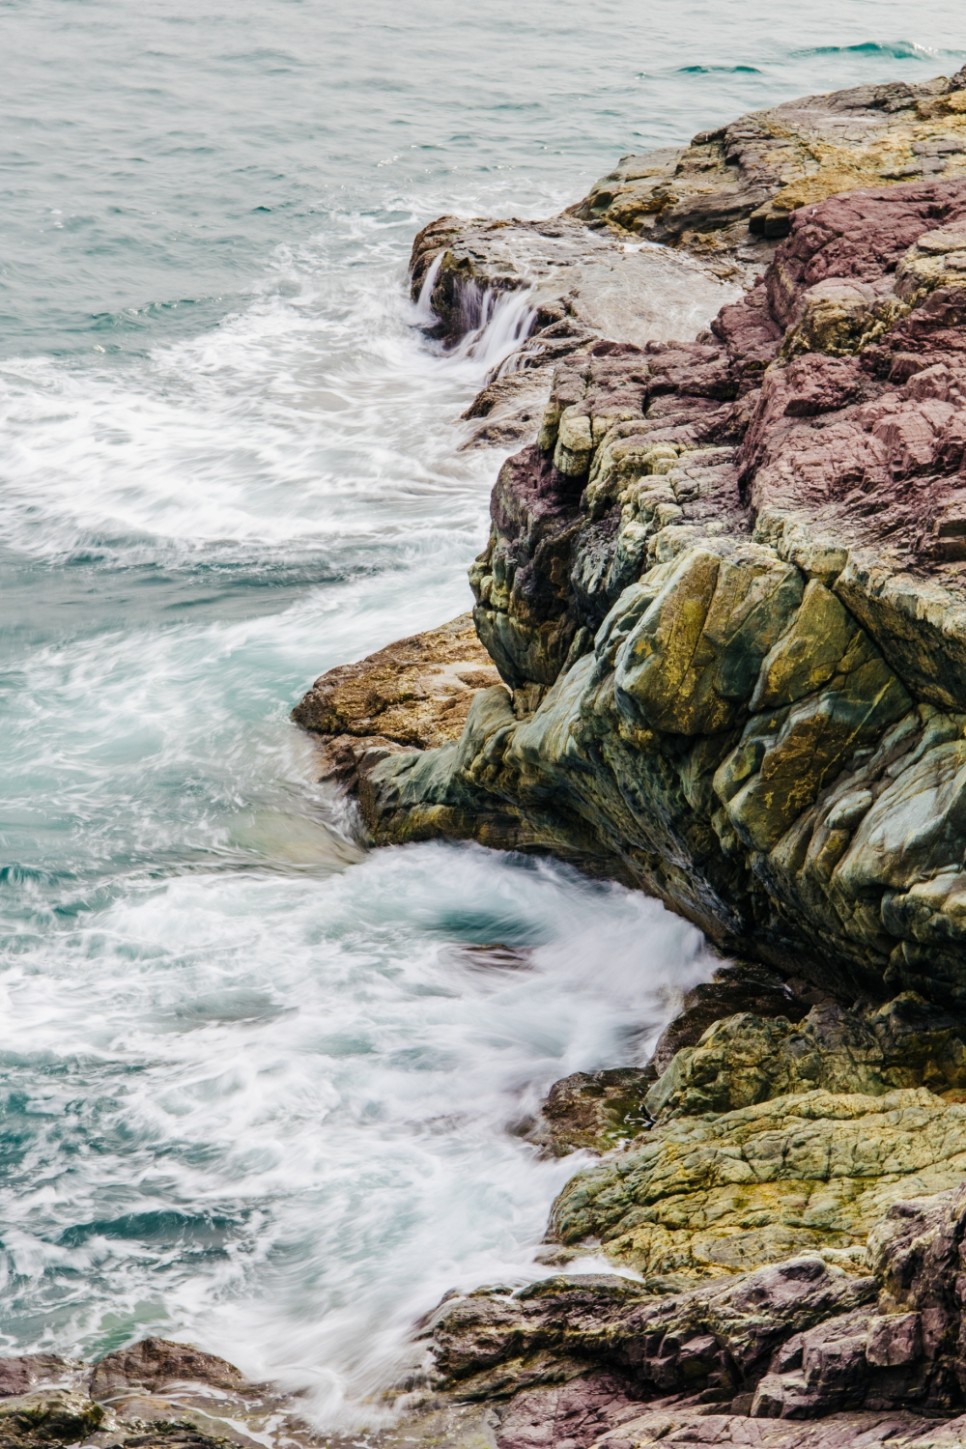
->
[0,842,713,1423]
[0,219,523,570]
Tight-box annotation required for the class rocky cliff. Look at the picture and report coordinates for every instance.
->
[298,67,966,1011]
[292,65,966,1449]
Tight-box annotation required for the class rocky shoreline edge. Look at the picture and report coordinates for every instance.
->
[293,63,966,1447]
[11,65,966,1449]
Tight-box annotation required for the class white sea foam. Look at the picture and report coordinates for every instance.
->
[0,197,722,1428]
[0,841,713,1424]
[0,214,532,572]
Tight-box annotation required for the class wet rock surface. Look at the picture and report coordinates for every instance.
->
[411,66,966,450]
[0,1338,319,1449]
[648,961,814,1077]
[290,64,966,1449]
[528,1067,656,1157]
[391,990,966,1443]
[324,168,966,1009]
[411,214,741,446]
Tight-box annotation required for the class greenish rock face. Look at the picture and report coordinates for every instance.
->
[333,171,966,1008]
[542,996,966,1287]
[548,1084,966,1285]
[0,1397,104,1449]
[644,997,966,1121]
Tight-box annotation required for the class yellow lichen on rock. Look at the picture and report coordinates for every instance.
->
[550,1087,966,1285]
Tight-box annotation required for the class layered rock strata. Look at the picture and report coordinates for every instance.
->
[306,173,966,1008]
[292,64,966,1449]
[415,1182,966,1448]
[390,988,966,1445]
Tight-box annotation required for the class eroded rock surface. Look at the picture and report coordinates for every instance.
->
[0,1338,318,1449]
[412,214,742,445]
[411,66,966,449]
[578,69,966,248]
[312,174,966,1008]
[291,65,966,1449]
[528,1067,656,1157]
[544,990,966,1280]
[551,1086,966,1282]
[293,613,501,794]
[403,991,966,1443]
[419,1184,966,1445]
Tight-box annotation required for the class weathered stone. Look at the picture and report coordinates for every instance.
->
[89,1337,245,1400]
[578,71,966,248]
[418,1183,966,1441]
[409,215,741,448]
[645,996,966,1121]
[293,613,503,792]
[0,1359,72,1399]
[289,69,966,1449]
[429,1256,873,1401]
[549,1089,966,1283]
[0,1392,106,1449]
[589,1403,955,1447]
[0,1341,320,1449]
[648,962,812,1077]
[307,173,966,1007]
[530,1068,655,1156]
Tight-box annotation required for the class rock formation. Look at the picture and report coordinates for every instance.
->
[290,63,966,1448]
[0,1337,317,1448]
[306,164,966,1009]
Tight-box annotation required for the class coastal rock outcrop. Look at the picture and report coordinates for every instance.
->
[411,215,742,445]
[393,988,966,1444]
[419,1182,966,1445]
[310,173,966,1009]
[293,62,966,1449]
[293,614,501,797]
[412,66,966,447]
[0,1337,316,1449]
[579,69,966,248]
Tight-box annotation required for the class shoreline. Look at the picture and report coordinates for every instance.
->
[291,63,966,1448]
[9,59,966,1449]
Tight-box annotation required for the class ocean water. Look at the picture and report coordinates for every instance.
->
[1,0,964,1425]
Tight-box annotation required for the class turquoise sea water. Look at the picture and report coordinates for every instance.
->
[2,0,964,1424]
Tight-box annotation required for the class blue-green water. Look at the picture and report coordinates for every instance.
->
[1,0,964,1424]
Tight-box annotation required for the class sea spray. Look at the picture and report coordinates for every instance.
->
[3,0,966,1429]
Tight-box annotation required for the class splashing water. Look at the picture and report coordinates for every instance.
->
[449,284,538,376]
[3,0,966,1429]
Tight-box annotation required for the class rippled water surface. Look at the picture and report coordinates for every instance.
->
[1,0,964,1423]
